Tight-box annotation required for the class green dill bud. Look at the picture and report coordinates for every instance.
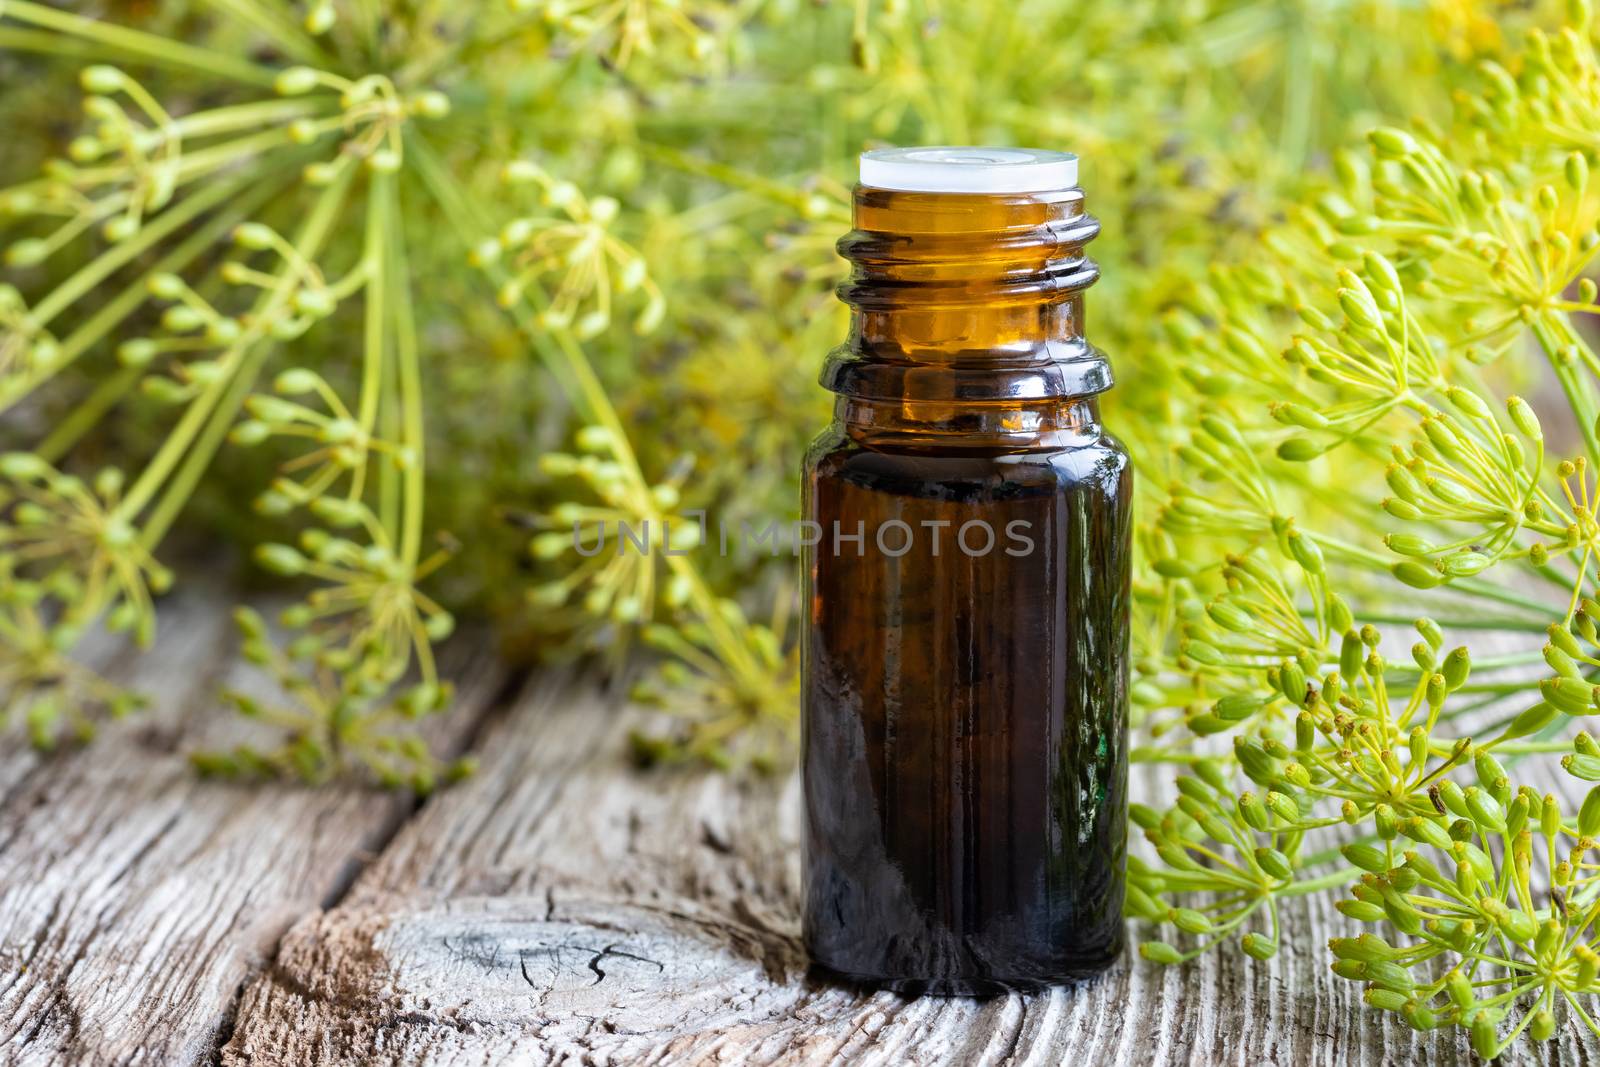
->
[1338,631,1362,679]
[1237,933,1274,960]
[1439,551,1490,577]
[1268,402,1328,430]
[1438,780,1470,818]
[1276,662,1305,705]
[1391,561,1441,589]
[1265,791,1300,824]
[1364,959,1413,992]
[292,288,336,317]
[1364,988,1411,1013]
[1384,462,1424,502]
[1336,933,1397,962]
[303,161,340,186]
[1330,959,1365,981]
[255,543,307,576]
[1542,675,1598,714]
[1139,941,1182,965]
[1474,748,1509,798]
[274,66,319,95]
[1369,126,1419,157]
[5,237,52,266]
[1295,713,1317,754]
[1581,784,1600,838]
[232,223,277,250]
[229,420,272,446]
[1535,917,1562,960]
[1419,672,1443,711]
[1180,639,1225,667]
[411,90,451,119]
[1550,622,1585,658]
[1383,533,1432,558]
[1470,1013,1499,1060]
[1199,597,1250,634]
[1381,890,1423,936]
[1538,793,1561,841]
[1462,787,1506,832]
[1322,670,1343,706]
[1122,884,1161,921]
[1342,842,1389,873]
[80,65,125,93]
[1441,647,1470,690]
[1373,804,1399,841]
[252,489,293,516]
[1504,395,1542,441]
[1579,731,1600,756]
[304,3,336,33]
[1576,944,1600,989]
[1403,850,1443,883]
[529,530,571,560]
[1566,752,1600,781]
[1234,793,1267,832]
[307,497,364,528]
[1209,694,1260,726]
[1284,531,1323,575]
[1498,907,1537,943]
[1567,151,1590,194]
[1254,847,1293,881]
[1402,724,1426,766]
[1337,899,1385,922]
[1382,497,1423,520]
[1276,436,1325,462]
[1445,968,1474,1008]
[0,451,52,481]
[575,425,614,453]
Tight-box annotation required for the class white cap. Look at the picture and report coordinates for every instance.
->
[859,146,1078,193]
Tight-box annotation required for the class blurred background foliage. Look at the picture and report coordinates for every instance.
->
[0,0,1519,765]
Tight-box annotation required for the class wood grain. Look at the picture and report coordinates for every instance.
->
[0,586,504,1067]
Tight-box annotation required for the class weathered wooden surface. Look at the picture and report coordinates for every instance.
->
[3,588,1600,1065]
[0,587,505,1066]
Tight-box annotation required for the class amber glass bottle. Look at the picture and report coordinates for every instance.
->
[801,148,1131,994]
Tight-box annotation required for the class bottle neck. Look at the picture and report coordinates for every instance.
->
[821,184,1109,405]
[836,395,1102,452]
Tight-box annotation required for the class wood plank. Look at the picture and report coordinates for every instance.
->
[219,673,1600,1067]
[0,586,506,1067]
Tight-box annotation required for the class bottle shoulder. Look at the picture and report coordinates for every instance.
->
[807,423,1131,498]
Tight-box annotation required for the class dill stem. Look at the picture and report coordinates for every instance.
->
[1,1,279,86]
[124,167,356,540]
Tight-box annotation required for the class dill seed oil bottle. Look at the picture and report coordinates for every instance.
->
[801,147,1131,993]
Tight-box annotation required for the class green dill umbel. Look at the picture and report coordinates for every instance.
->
[6,0,1600,1054]
[1127,1,1600,1055]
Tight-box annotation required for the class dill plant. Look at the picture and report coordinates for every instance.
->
[4,0,1599,1053]
[1123,1,1600,1054]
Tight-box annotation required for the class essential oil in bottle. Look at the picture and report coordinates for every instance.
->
[801,147,1132,994]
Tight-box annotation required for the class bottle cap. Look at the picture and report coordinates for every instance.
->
[858,146,1078,193]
